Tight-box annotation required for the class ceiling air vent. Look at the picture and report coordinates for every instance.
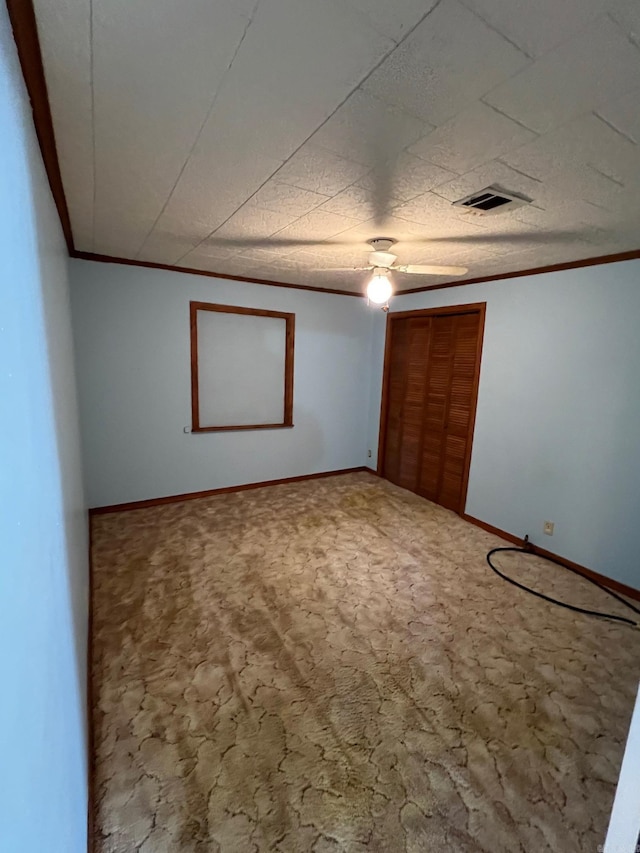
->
[452,185,531,216]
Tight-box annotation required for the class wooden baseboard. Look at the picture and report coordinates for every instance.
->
[462,512,640,602]
[89,467,371,515]
[461,513,523,546]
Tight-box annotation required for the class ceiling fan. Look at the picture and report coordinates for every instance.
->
[193,125,584,305]
[333,237,467,309]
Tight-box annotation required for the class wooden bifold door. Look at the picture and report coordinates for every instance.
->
[379,304,485,514]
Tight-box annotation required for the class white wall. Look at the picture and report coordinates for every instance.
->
[605,682,640,853]
[70,252,640,590]
[367,260,640,590]
[70,260,374,507]
[0,8,88,853]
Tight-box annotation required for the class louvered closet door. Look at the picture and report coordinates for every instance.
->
[382,308,482,514]
[382,319,410,485]
[383,318,432,490]
[417,315,455,503]
[422,312,481,512]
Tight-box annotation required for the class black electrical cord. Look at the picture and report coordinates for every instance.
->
[486,546,640,629]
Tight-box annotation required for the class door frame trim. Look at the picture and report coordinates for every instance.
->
[377,302,487,515]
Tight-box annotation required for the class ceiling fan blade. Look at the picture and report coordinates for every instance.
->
[394,264,468,276]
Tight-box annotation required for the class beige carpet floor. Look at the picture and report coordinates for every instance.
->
[91,472,640,852]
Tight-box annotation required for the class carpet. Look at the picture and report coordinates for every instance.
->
[90,472,640,851]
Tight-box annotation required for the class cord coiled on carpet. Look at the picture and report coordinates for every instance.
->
[487,546,640,629]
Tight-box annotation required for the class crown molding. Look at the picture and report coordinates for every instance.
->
[71,251,364,297]
[396,249,640,296]
[7,0,74,253]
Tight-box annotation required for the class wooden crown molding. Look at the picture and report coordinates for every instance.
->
[395,249,640,296]
[7,0,74,254]
[71,247,640,302]
[71,251,364,298]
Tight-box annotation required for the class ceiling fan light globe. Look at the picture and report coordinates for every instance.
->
[367,272,393,305]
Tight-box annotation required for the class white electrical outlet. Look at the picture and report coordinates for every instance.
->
[543,521,554,536]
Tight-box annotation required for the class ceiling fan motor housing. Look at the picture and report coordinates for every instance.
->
[368,237,396,253]
[367,238,398,269]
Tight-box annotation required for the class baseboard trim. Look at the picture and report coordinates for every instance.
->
[461,513,523,546]
[462,512,640,602]
[89,467,371,515]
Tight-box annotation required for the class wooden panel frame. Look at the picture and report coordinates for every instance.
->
[377,303,486,515]
[190,301,295,433]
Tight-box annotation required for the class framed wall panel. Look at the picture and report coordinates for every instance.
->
[190,302,295,432]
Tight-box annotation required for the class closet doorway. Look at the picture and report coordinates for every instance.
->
[378,303,486,514]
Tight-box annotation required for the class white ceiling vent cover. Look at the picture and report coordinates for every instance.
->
[453,185,531,216]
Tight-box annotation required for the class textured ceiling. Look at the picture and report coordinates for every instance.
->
[34,0,640,294]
